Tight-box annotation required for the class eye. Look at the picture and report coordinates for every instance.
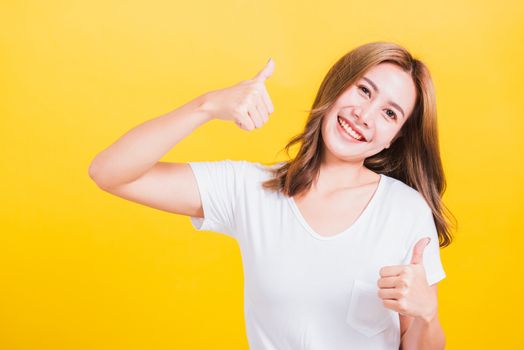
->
[358,84,398,120]
[358,85,371,97]
[385,109,397,120]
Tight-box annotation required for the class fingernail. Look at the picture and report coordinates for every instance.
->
[267,57,272,63]
[425,238,431,246]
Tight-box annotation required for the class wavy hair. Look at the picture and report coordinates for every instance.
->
[261,41,456,248]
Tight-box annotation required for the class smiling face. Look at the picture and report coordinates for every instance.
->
[320,62,418,163]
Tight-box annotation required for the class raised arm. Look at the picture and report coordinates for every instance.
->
[87,58,275,217]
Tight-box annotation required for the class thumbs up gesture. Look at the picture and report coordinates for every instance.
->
[377,237,437,322]
[198,58,275,131]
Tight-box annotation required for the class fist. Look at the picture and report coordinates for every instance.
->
[200,58,275,131]
[376,237,437,322]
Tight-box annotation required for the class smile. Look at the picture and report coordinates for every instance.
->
[337,116,367,142]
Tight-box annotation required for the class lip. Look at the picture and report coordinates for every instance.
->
[337,115,368,142]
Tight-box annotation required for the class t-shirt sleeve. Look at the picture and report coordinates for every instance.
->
[401,210,447,286]
[187,159,247,239]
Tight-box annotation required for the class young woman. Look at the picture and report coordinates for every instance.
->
[89,41,455,350]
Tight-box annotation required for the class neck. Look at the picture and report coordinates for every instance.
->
[314,150,377,192]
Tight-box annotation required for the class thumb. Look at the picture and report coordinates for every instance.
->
[410,237,431,265]
[252,57,275,82]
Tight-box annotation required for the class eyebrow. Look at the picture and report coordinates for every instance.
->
[362,76,406,118]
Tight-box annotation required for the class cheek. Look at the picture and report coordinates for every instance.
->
[374,125,399,146]
[319,118,330,145]
[322,114,335,134]
[320,117,328,136]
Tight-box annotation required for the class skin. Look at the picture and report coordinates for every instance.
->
[294,63,417,236]
[294,63,445,348]
[318,62,417,188]
[91,58,445,348]
[295,62,418,236]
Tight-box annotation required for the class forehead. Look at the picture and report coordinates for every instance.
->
[358,63,417,117]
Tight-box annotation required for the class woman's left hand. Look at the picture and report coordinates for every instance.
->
[376,237,437,322]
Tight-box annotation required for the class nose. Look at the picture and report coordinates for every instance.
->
[352,105,374,128]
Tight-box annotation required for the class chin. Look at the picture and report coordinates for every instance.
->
[322,140,363,162]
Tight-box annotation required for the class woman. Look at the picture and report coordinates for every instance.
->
[88,41,455,350]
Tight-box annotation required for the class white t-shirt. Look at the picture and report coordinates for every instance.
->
[188,159,446,350]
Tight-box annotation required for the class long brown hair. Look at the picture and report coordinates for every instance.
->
[261,41,456,248]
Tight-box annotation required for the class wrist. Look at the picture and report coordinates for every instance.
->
[419,309,438,325]
[193,92,215,123]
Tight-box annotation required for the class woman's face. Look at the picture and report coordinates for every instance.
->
[321,62,417,163]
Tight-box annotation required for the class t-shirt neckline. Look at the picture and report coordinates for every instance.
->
[287,173,386,241]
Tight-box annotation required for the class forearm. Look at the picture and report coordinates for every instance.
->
[88,93,212,188]
[400,313,446,350]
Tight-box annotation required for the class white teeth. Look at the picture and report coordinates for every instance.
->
[338,117,363,141]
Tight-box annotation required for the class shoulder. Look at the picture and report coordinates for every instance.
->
[381,174,432,216]
[243,160,284,180]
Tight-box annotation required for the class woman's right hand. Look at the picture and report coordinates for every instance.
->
[199,58,275,131]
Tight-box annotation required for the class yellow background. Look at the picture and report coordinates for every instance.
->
[1,0,523,348]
